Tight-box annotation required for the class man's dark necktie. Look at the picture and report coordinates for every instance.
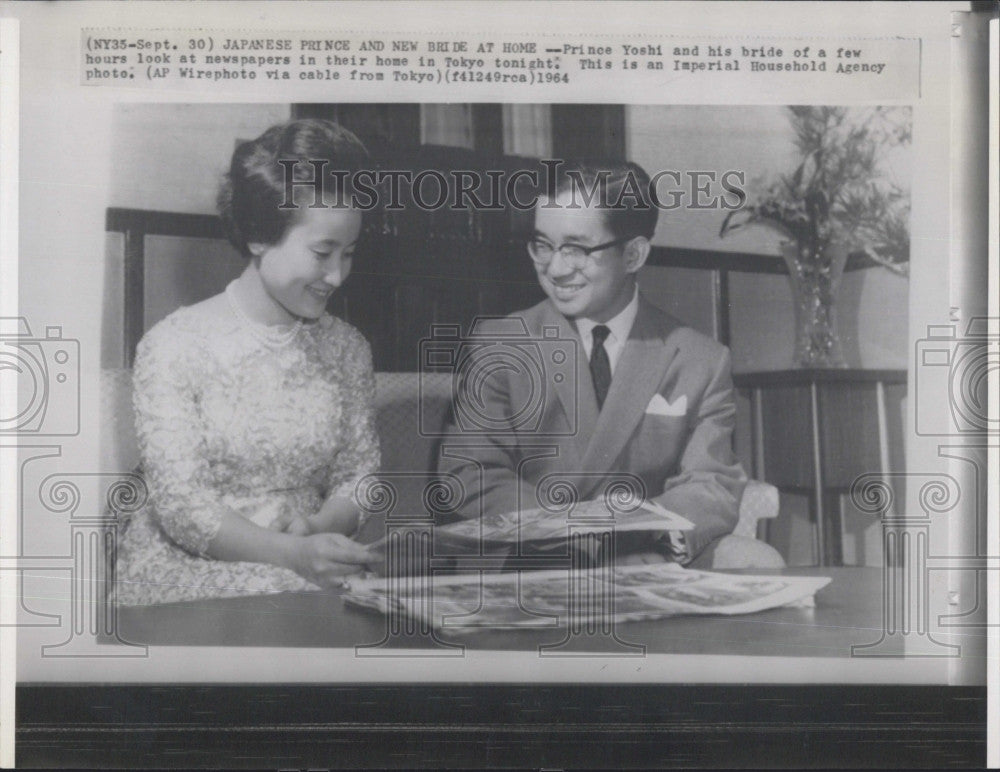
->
[589,324,612,409]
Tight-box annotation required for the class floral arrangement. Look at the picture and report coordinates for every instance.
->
[720,106,911,276]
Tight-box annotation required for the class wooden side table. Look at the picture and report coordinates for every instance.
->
[733,369,907,566]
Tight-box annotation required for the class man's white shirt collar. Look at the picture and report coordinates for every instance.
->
[575,285,639,374]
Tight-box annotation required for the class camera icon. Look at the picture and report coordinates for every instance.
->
[914,317,998,436]
[0,317,80,436]
[419,316,577,436]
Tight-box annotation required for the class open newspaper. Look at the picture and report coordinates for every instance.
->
[368,497,695,554]
[343,563,832,632]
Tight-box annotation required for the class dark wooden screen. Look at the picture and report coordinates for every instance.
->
[328,144,547,370]
[106,203,803,370]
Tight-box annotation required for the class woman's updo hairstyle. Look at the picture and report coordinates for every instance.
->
[218,119,369,258]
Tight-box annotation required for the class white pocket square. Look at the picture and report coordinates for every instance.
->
[645,393,687,417]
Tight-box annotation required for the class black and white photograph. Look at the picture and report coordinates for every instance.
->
[99,100,910,625]
[0,1,994,768]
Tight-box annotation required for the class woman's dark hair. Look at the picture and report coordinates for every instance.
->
[218,119,369,257]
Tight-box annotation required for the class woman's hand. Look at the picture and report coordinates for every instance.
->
[304,494,361,536]
[288,532,373,589]
[204,511,371,589]
[268,494,359,537]
[269,510,312,536]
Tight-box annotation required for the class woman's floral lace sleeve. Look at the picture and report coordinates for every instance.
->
[327,328,380,507]
[132,322,229,557]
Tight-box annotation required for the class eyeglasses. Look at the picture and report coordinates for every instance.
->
[526,236,633,270]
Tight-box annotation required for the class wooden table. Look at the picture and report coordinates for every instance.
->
[115,567,883,658]
[33,570,986,769]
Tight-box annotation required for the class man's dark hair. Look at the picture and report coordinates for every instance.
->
[549,160,659,240]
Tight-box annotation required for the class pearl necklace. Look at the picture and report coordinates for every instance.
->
[225,282,303,348]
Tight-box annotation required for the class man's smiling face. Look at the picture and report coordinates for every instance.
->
[532,190,643,323]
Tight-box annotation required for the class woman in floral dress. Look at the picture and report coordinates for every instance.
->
[115,119,380,606]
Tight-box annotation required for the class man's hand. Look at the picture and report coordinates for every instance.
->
[616,550,669,566]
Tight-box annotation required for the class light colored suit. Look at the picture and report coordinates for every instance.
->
[437,293,747,561]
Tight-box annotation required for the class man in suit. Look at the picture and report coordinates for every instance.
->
[437,160,783,569]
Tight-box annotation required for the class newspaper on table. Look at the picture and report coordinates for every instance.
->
[367,497,695,555]
[343,562,832,633]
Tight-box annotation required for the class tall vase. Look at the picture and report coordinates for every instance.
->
[781,242,849,368]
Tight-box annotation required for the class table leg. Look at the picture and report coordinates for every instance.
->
[809,382,827,566]
[751,387,765,478]
[806,490,844,566]
[822,491,844,566]
[875,380,895,518]
[750,387,771,543]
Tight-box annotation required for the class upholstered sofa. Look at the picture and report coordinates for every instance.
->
[100,369,778,543]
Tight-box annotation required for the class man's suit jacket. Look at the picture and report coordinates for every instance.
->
[436,293,747,560]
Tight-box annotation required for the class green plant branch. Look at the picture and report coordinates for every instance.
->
[720,106,911,272]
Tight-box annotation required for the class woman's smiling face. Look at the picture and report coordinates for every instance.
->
[251,205,362,322]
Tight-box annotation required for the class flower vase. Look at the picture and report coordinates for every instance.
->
[780,242,849,368]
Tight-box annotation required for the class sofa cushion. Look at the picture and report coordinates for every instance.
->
[365,371,457,528]
[374,371,453,475]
